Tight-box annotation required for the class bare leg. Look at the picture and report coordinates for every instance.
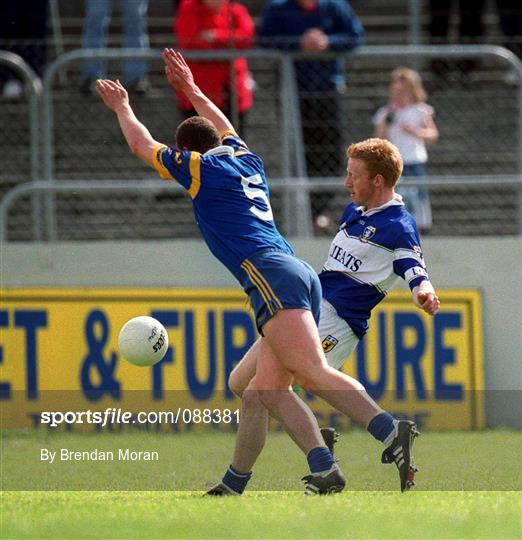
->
[232,334,384,426]
[314,383,383,426]
[228,338,260,397]
[230,339,330,469]
[226,324,385,474]
[262,309,382,426]
[231,377,269,473]
[255,335,326,454]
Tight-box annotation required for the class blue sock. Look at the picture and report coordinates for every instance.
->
[307,447,335,474]
[222,465,252,494]
[367,412,397,444]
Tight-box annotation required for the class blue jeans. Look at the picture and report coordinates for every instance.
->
[81,0,149,84]
[398,163,432,231]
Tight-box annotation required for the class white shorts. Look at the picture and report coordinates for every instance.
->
[319,298,360,370]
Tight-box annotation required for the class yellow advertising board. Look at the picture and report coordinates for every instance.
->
[0,288,484,430]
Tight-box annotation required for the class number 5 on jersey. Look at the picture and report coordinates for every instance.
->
[241,174,274,222]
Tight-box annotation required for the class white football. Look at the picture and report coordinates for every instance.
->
[118,316,169,367]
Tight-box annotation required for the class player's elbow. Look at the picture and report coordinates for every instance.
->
[128,138,143,157]
[126,137,139,156]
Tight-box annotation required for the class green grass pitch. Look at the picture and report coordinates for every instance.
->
[1,429,521,538]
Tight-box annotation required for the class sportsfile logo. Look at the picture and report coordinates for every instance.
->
[39,408,240,428]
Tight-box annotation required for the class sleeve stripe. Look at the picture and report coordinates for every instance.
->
[220,128,238,140]
[188,153,201,198]
[151,144,172,180]
[394,248,424,265]
[405,266,428,283]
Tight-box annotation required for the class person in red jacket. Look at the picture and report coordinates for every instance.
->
[174,0,255,135]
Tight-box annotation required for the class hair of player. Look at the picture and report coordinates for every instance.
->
[175,116,221,153]
[390,66,427,103]
[347,138,404,188]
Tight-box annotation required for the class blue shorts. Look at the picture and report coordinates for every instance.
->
[239,249,322,334]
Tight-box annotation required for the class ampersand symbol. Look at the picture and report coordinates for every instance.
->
[80,310,120,401]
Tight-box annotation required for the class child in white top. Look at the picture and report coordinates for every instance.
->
[373,67,439,232]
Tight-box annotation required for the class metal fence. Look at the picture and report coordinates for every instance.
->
[0,45,521,241]
[0,51,42,239]
[1,176,521,243]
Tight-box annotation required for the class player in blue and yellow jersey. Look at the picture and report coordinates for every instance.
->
[96,49,401,495]
[209,139,440,494]
[152,123,294,284]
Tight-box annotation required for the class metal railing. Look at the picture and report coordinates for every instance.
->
[2,44,521,241]
[0,51,42,179]
[39,48,296,240]
[1,175,520,242]
[283,45,522,237]
[0,51,42,239]
[290,44,522,174]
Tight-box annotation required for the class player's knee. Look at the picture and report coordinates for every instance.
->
[228,369,246,398]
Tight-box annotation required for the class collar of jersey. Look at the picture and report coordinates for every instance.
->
[204,145,234,157]
[357,194,404,217]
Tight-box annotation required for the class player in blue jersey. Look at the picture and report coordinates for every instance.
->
[95,49,418,495]
[208,138,440,494]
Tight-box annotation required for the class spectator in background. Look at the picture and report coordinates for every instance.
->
[373,67,439,233]
[80,0,150,94]
[174,0,255,136]
[259,0,364,229]
[0,0,48,99]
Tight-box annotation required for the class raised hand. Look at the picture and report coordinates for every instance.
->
[162,48,195,92]
[95,79,129,112]
[162,47,233,133]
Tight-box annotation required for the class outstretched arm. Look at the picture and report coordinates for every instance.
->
[163,48,234,135]
[96,79,162,167]
[412,280,440,315]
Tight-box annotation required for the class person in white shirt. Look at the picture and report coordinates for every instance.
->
[373,68,439,232]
